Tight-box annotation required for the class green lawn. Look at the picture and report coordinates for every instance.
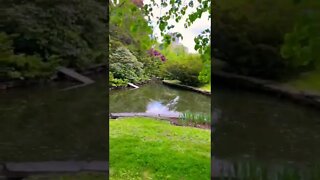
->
[285,70,320,93]
[109,117,211,180]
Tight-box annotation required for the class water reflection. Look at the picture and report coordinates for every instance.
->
[0,74,108,161]
[109,82,210,114]
[213,85,320,178]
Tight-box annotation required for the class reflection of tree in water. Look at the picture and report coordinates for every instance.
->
[0,75,108,161]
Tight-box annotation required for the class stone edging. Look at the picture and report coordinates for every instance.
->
[0,161,107,179]
[213,70,320,108]
[162,80,211,96]
[109,112,180,120]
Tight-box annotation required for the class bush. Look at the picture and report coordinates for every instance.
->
[138,56,162,78]
[109,72,128,87]
[0,0,107,69]
[0,32,56,81]
[109,46,146,83]
[213,0,304,79]
[162,55,203,86]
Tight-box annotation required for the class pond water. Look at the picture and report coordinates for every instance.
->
[109,81,211,115]
[213,85,320,178]
[0,74,107,162]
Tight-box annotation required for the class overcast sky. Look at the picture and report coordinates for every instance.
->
[144,0,210,53]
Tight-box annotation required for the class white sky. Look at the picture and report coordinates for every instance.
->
[144,0,210,53]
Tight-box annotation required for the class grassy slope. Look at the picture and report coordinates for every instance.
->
[285,70,320,93]
[109,117,210,180]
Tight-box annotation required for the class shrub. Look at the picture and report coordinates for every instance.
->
[0,32,56,81]
[162,55,203,86]
[109,46,146,83]
[0,0,107,69]
[109,72,128,87]
[213,0,303,79]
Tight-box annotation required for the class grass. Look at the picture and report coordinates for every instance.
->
[179,111,211,125]
[109,117,210,180]
[163,79,182,84]
[199,83,211,92]
[26,173,106,180]
[285,69,320,93]
[163,79,211,92]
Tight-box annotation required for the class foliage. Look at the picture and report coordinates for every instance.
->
[109,46,146,84]
[0,0,107,78]
[109,72,128,87]
[161,54,203,86]
[109,0,165,87]
[143,0,211,82]
[281,3,320,71]
[214,0,297,79]
[109,0,154,51]
[179,111,211,125]
[148,48,166,62]
[138,55,163,78]
[0,32,56,81]
[215,0,320,79]
[110,117,210,179]
[198,45,211,83]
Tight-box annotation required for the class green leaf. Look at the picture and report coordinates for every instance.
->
[159,21,167,31]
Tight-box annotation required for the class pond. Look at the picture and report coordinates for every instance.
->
[213,85,320,178]
[0,74,108,162]
[109,81,211,115]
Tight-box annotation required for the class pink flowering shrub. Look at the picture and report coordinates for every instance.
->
[148,48,166,62]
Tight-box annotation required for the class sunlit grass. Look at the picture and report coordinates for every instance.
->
[285,70,320,93]
[109,117,210,180]
[163,79,211,92]
[199,83,211,92]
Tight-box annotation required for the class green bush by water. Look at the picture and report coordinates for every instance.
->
[160,46,204,86]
